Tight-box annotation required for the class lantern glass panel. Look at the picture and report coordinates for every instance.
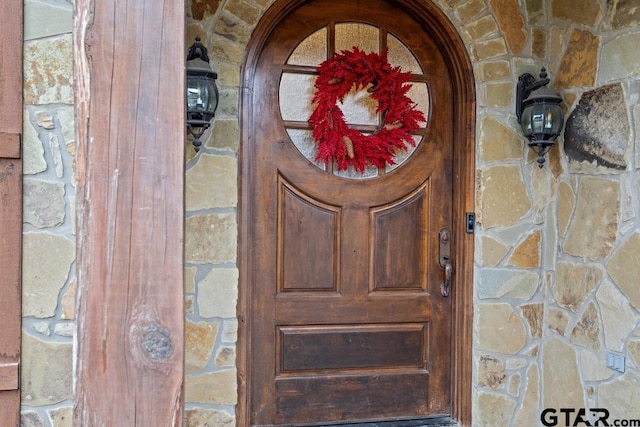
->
[187,75,218,121]
[521,103,563,140]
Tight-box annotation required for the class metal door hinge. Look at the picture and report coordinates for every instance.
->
[0,132,22,159]
[0,361,20,391]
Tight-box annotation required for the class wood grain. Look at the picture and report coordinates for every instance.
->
[73,0,186,424]
[239,0,476,425]
[0,0,23,424]
[244,0,455,424]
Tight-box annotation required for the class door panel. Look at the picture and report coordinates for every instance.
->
[278,323,428,372]
[371,184,430,291]
[275,373,431,422]
[279,178,340,293]
[246,0,454,424]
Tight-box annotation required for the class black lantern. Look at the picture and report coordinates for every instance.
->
[186,36,219,152]
[516,68,564,167]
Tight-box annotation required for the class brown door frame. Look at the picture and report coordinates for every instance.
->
[73,0,186,424]
[238,0,476,425]
[0,0,23,424]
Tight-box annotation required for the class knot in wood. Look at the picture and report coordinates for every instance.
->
[141,323,172,361]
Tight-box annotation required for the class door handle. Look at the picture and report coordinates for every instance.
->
[439,228,453,297]
[440,262,452,297]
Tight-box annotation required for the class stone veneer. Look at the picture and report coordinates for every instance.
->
[19,0,640,425]
[21,0,75,425]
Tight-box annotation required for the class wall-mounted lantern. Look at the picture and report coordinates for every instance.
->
[516,68,564,168]
[186,36,219,152]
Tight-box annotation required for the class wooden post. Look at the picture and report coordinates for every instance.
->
[73,0,186,424]
[0,0,23,424]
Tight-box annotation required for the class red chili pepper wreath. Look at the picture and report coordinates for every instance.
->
[309,47,426,172]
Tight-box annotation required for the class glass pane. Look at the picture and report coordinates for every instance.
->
[335,23,379,54]
[279,73,316,122]
[334,163,379,179]
[187,77,215,114]
[386,135,422,173]
[288,28,327,66]
[550,105,564,133]
[387,34,422,74]
[523,104,563,136]
[286,129,326,170]
[407,83,430,125]
[341,85,378,126]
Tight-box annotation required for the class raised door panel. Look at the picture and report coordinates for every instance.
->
[278,323,428,373]
[278,177,340,293]
[371,183,430,291]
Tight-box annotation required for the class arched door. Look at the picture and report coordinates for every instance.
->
[241,0,470,425]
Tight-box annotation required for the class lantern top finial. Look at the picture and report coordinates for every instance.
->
[187,36,210,63]
[538,67,548,80]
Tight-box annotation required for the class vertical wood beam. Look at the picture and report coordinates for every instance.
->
[73,0,186,424]
[0,0,23,424]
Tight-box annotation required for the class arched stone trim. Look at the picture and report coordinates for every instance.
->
[237,1,475,425]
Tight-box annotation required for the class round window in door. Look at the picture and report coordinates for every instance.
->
[278,22,431,179]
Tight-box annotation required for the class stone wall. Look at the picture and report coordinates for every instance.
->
[184,0,640,425]
[470,0,640,423]
[183,1,247,424]
[18,0,640,425]
[21,0,75,425]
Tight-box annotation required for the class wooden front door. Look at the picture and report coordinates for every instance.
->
[243,0,457,425]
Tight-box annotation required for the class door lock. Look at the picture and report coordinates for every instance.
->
[439,228,453,297]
